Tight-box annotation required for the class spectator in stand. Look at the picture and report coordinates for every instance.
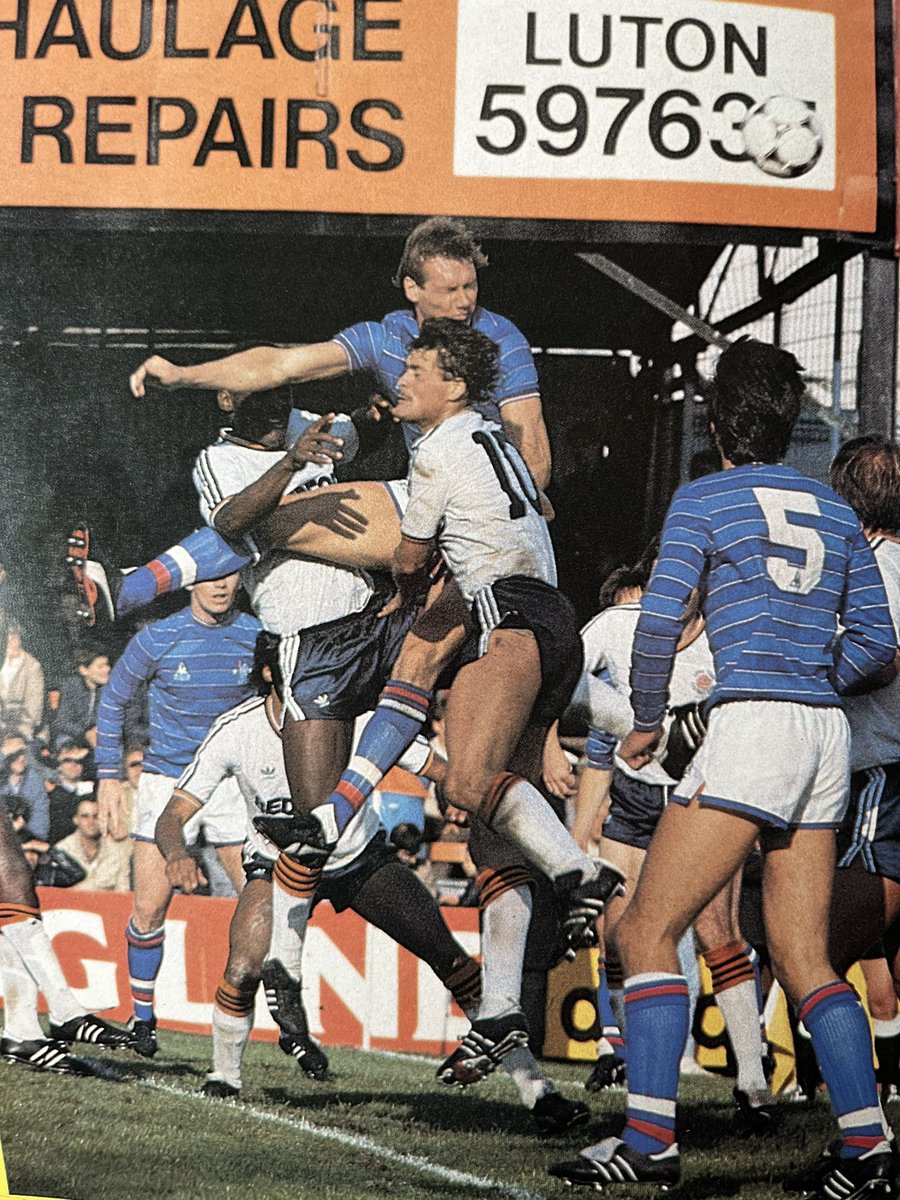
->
[113,747,144,843]
[51,645,110,752]
[46,744,93,846]
[0,621,46,743]
[53,797,132,892]
[1,732,51,842]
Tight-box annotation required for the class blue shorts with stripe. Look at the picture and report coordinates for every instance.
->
[838,761,900,883]
[602,769,668,851]
[281,584,418,722]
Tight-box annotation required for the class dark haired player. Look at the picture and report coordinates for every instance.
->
[371,318,624,1077]
[550,340,897,1197]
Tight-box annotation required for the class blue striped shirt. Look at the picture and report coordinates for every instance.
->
[631,464,896,730]
[95,607,260,778]
[331,307,539,447]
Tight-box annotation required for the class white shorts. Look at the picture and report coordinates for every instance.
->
[671,701,850,830]
[133,772,247,846]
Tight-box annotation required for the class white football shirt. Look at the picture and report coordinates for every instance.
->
[174,695,381,872]
[580,602,715,785]
[193,424,373,635]
[401,410,556,602]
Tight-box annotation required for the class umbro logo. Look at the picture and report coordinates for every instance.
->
[313,694,330,708]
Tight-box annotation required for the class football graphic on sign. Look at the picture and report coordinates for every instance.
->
[740,95,824,178]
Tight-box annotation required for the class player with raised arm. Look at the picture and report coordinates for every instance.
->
[70,218,550,628]
[550,339,897,1198]
[337,317,624,1081]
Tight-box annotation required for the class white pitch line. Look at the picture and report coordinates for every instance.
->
[140,1077,550,1200]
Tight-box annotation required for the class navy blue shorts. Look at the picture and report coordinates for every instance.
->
[242,832,396,912]
[602,769,667,851]
[838,761,900,884]
[459,575,583,726]
[281,584,417,722]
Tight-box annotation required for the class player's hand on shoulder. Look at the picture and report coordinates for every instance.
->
[164,853,205,894]
[129,355,182,398]
[619,728,663,770]
[289,413,344,467]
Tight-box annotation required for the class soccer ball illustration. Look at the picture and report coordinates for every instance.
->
[740,96,824,178]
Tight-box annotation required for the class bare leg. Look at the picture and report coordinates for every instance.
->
[209,878,270,1091]
[281,718,355,814]
[214,843,247,895]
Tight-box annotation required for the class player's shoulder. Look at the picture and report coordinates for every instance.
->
[756,464,861,526]
[581,602,640,641]
[378,308,417,337]
[230,612,263,637]
[473,307,527,343]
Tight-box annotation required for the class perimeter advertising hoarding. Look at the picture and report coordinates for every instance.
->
[0,0,878,233]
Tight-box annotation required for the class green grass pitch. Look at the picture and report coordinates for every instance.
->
[1,1031,896,1200]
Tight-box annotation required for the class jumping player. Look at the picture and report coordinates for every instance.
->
[363,318,624,1077]
[95,573,259,1056]
[72,218,550,629]
[550,339,897,1197]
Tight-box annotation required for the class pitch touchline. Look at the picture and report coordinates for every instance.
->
[141,1077,549,1200]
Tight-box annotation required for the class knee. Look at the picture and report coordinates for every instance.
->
[0,863,37,907]
[224,962,261,994]
[443,766,491,816]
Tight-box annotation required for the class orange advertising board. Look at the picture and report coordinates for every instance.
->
[0,0,879,232]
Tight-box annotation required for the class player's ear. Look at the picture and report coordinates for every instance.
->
[217,389,236,414]
[448,378,467,405]
[401,275,420,305]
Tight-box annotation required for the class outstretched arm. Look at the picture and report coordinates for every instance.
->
[130,341,349,398]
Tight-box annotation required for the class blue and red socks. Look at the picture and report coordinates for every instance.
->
[800,980,890,1159]
[329,680,432,833]
[621,973,690,1157]
[117,528,249,618]
[126,920,165,1023]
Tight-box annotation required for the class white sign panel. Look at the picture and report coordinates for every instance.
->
[454,0,836,190]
